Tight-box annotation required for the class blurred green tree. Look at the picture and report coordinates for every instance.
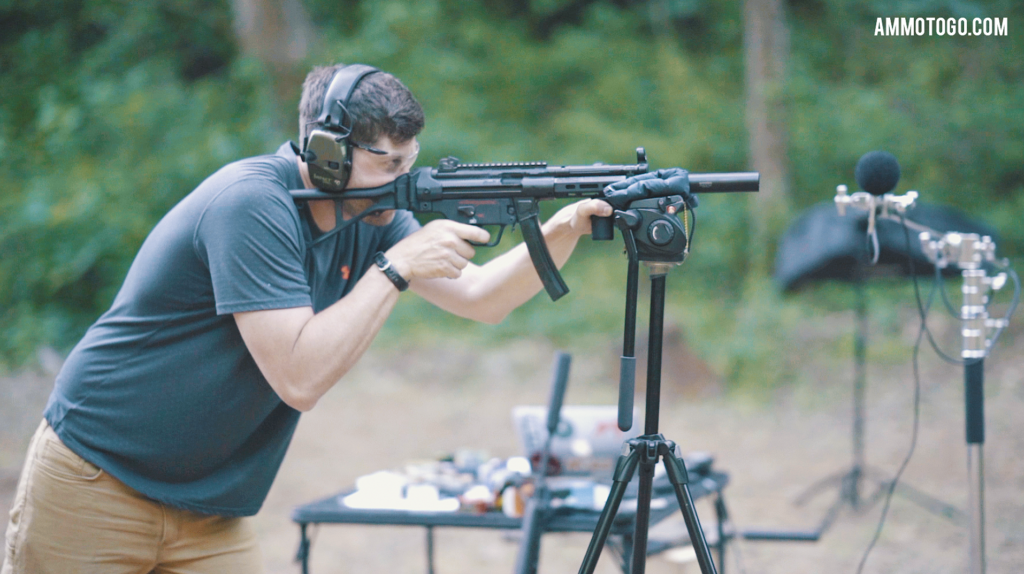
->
[0,0,278,363]
[0,0,1021,385]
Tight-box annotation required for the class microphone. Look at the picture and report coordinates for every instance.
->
[836,151,915,223]
[854,151,901,196]
[839,151,914,265]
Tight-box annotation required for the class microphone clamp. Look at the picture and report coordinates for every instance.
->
[835,184,918,217]
[835,184,920,265]
[835,184,918,234]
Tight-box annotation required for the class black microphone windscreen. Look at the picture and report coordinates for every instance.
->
[854,151,901,196]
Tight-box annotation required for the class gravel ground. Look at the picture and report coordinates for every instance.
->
[2,318,1023,574]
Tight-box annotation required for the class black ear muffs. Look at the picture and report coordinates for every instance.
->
[302,64,379,192]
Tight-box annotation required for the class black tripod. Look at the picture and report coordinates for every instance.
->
[579,198,719,574]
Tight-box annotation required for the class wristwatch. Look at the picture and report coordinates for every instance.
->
[373,252,409,292]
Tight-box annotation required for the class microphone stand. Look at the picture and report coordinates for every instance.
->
[919,231,1008,574]
[837,187,1014,574]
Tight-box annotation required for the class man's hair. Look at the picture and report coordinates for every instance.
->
[298,64,424,146]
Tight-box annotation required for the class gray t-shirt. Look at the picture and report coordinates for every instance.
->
[44,142,420,516]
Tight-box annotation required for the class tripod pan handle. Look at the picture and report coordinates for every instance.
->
[618,356,635,431]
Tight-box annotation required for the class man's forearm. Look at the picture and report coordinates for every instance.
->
[236,268,400,411]
[410,204,586,323]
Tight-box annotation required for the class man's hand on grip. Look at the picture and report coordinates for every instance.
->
[385,220,490,282]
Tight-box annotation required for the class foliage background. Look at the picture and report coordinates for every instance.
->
[1,0,1021,385]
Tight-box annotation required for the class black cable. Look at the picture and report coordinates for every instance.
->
[933,264,961,318]
[901,215,985,366]
[855,262,935,574]
[922,260,1019,357]
[993,266,1022,345]
[685,203,697,255]
[868,227,880,265]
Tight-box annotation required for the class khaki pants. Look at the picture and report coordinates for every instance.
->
[3,421,263,574]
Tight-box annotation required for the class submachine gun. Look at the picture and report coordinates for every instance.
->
[290,147,759,301]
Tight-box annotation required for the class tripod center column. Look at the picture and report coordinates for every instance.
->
[643,263,675,436]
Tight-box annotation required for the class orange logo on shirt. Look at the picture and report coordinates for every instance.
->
[340,265,350,280]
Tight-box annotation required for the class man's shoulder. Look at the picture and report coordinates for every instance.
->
[182,151,306,246]
[194,151,300,210]
[210,151,298,193]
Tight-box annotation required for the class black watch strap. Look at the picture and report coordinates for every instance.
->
[374,252,409,292]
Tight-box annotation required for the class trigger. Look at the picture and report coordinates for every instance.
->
[468,225,505,248]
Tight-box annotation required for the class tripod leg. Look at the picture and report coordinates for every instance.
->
[812,488,847,536]
[663,446,718,574]
[630,447,657,574]
[792,468,847,506]
[579,448,640,574]
[714,494,728,574]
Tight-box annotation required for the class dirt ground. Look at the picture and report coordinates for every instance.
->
[2,316,1023,574]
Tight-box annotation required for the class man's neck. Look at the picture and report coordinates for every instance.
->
[297,155,314,190]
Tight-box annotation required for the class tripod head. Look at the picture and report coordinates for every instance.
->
[617,196,692,263]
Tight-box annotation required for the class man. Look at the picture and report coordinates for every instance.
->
[1,63,621,573]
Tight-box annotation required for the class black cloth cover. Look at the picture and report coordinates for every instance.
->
[773,201,997,292]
